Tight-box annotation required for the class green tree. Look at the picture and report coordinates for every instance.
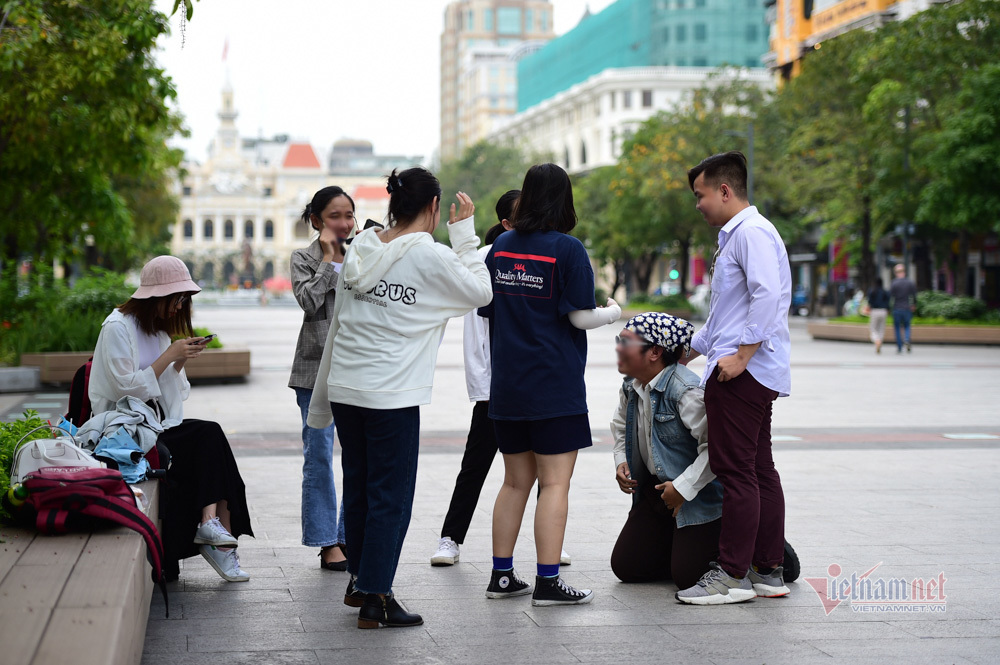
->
[573,165,628,297]
[917,63,1000,243]
[0,0,184,270]
[434,140,551,242]
[858,0,1000,294]
[600,72,790,296]
[777,28,884,292]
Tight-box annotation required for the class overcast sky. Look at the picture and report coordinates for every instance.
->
[153,0,616,164]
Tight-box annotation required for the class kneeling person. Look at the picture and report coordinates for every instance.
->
[610,313,726,592]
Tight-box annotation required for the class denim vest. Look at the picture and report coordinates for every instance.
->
[623,364,723,528]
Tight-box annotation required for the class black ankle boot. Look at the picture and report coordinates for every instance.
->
[357,593,423,629]
[344,576,365,608]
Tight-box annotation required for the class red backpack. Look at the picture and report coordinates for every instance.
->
[21,466,169,615]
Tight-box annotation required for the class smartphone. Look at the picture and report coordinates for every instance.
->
[199,334,216,344]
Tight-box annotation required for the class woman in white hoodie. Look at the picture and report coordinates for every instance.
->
[308,167,492,629]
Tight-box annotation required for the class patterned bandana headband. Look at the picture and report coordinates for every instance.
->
[623,312,696,357]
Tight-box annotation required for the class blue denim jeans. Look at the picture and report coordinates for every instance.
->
[330,402,420,595]
[893,308,913,351]
[294,388,345,548]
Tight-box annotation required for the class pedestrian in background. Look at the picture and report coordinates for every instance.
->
[867,277,891,354]
[891,264,918,354]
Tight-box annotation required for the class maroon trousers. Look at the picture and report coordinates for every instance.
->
[705,367,785,578]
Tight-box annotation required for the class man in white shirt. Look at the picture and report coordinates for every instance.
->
[609,313,723,591]
[676,151,793,605]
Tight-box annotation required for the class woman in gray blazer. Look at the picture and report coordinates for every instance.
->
[290,186,357,571]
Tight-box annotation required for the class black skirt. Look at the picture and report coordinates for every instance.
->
[157,419,254,579]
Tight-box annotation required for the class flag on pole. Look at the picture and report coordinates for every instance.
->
[222,37,229,62]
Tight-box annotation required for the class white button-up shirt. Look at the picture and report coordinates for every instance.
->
[691,206,792,396]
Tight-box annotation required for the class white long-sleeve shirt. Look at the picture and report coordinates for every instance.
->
[691,205,792,396]
[89,309,190,429]
[307,216,493,425]
[610,367,714,501]
[463,245,492,402]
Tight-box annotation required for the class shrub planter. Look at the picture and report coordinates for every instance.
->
[20,349,251,384]
[808,321,1000,346]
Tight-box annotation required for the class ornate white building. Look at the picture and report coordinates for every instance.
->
[170,83,399,286]
[489,66,773,175]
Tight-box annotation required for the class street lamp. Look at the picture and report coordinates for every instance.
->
[724,123,754,203]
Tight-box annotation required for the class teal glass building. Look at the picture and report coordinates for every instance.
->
[517,0,769,111]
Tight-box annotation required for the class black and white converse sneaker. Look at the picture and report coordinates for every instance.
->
[485,568,533,599]
[531,575,594,606]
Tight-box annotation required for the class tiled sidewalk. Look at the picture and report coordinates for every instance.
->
[142,443,1000,665]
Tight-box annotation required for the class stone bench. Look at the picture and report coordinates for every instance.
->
[0,480,160,665]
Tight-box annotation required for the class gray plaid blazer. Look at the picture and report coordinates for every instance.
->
[288,239,340,390]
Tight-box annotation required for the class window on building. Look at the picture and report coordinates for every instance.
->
[541,9,549,31]
[747,57,761,67]
[610,128,617,154]
[224,219,234,239]
[694,24,707,41]
[182,185,192,196]
[623,90,632,109]
[564,147,571,170]
[676,25,687,42]
[610,91,616,110]
[262,186,272,197]
[695,0,706,6]
[661,26,670,43]
[264,220,274,240]
[484,8,494,31]
[497,7,521,35]
[294,220,310,239]
[526,9,534,31]
[183,219,193,239]
[580,140,587,166]
[694,57,708,66]
[642,90,653,108]
[746,24,759,41]
[677,57,687,66]
[244,219,254,239]
[676,0,685,7]
[203,218,214,239]
[466,9,474,31]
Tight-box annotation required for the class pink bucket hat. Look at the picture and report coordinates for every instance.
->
[131,256,201,299]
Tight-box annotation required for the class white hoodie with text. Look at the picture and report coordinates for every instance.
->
[307,216,492,426]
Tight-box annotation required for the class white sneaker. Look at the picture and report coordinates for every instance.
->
[193,517,238,547]
[430,537,460,566]
[560,549,572,566]
[199,545,250,582]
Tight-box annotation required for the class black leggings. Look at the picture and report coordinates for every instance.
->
[611,482,721,590]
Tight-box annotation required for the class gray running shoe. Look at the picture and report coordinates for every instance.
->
[676,562,756,605]
[748,565,790,598]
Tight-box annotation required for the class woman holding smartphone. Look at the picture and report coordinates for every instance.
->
[308,167,493,629]
[89,255,253,582]
[289,186,356,571]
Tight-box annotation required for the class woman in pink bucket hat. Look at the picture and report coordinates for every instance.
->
[89,255,254,582]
